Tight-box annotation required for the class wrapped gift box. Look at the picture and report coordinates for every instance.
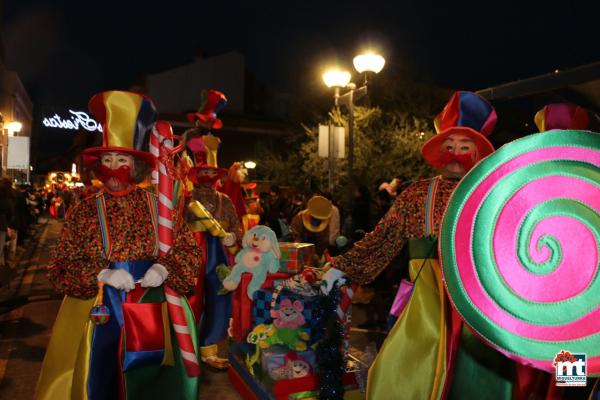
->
[260,346,317,381]
[231,272,293,342]
[278,242,315,273]
[252,288,321,344]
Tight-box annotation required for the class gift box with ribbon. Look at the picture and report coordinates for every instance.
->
[231,272,293,342]
[277,242,315,273]
[252,287,321,345]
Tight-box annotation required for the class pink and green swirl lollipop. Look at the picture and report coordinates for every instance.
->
[440,129,600,374]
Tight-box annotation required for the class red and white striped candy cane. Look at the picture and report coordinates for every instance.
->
[153,121,201,377]
[149,127,160,186]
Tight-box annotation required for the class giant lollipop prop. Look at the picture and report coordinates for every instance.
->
[441,129,600,374]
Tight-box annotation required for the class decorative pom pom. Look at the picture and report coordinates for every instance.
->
[89,304,111,325]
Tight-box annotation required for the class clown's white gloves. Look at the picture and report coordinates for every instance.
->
[141,263,169,288]
[321,266,346,295]
[222,232,236,247]
[98,268,135,292]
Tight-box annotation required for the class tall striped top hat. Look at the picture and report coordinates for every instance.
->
[534,103,594,132]
[186,134,227,182]
[186,89,228,130]
[83,90,157,168]
[422,91,497,169]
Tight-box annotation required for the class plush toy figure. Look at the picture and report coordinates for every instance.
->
[247,299,310,351]
[223,225,280,299]
[269,352,313,381]
[247,324,275,347]
[271,298,306,329]
[247,323,309,352]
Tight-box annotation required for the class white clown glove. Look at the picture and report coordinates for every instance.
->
[321,267,346,295]
[98,268,135,292]
[222,232,236,247]
[140,263,169,288]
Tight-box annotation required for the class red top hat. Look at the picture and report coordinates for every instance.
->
[186,90,227,130]
[83,90,157,168]
[422,91,496,169]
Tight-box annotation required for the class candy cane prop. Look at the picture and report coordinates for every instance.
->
[149,127,160,185]
[153,121,201,377]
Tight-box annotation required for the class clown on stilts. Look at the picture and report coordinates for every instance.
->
[181,90,242,370]
[35,91,202,400]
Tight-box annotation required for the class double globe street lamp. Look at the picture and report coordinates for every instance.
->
[322,52,385,185]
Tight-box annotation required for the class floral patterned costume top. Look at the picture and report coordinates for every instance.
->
[48,188,201,299]
[331,177,458,285]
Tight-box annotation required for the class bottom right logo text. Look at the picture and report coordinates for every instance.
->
[553,350,586,387]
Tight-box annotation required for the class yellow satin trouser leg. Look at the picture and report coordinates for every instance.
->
[367,259,447,400]
[35,296,95,400]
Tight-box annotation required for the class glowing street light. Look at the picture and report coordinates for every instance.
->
[322,68,352,88]
[321,51,385,187]
[6,121,22,136]
[243,160,256,169]
[353,53,386,74]
[6,121,22,132]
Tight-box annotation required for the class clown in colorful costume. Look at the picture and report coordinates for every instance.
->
[325,91,542,399]
[36,91,201,400]
[183,91,243,370]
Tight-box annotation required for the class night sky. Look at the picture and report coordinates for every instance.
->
[2,0,600,170]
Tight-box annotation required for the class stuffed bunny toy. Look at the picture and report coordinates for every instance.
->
[223,225,280,299]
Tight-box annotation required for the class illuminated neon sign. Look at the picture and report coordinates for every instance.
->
[42,110,103,132]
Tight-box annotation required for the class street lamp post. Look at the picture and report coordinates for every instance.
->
[243,160,256,181]
[322,52,385,188]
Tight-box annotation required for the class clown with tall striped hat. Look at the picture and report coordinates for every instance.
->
[180,89,242,370]
[36,90,202,400]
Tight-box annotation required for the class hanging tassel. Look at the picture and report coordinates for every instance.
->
[89,281,111,325]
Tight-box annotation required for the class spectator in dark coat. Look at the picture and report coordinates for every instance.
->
[265,185,288,238]
[0,178,16,268]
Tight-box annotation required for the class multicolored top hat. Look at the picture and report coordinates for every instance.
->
[534,103,593,132]
[83,90,157,168]
[186,135,227,183]
[186,89,227,130]
[301,195,332,233]
[422,91,497,169]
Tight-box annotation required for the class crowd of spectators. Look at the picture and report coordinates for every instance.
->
[0,177,54,286]
[256,178,411,255]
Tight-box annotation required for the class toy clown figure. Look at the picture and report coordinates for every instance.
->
[241,183,262,234]
[183,90,242,370]
[324,91,517,399]
[220,161,248,221]
[36,91,202,400]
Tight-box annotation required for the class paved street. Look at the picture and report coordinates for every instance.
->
[0,218,62,399]
[0,219,381,399]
